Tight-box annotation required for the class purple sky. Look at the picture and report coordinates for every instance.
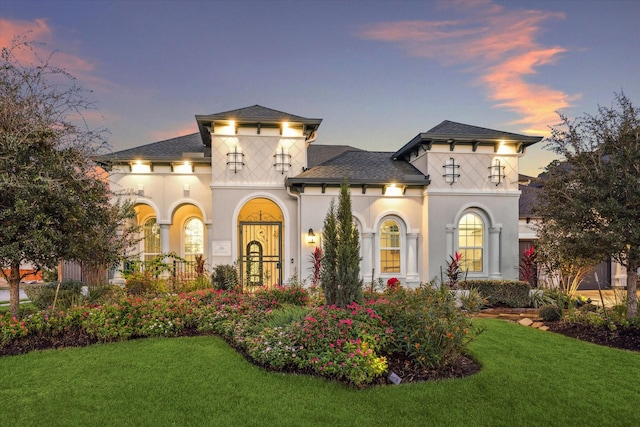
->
[2,0,639,176]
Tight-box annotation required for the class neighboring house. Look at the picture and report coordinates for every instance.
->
[98,105,543,288]
[517,175,627,289]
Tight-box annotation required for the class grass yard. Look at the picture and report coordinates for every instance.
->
[1,318,638,427]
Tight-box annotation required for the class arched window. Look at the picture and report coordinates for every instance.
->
[458,213,483,272]
[143,217,161,262]
[380,219,401,274]
[184,217,204,262]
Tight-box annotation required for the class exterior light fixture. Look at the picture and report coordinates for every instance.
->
[172,161,193,173]
[131,160,151,173]
[383,183,405,197]
[443,158,460,184]
[227,145,244,173]
[306,228,316,245]
[274,146,291,174]
[488,158,505,185]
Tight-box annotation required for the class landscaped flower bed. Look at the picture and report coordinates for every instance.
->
[1,284,480,387]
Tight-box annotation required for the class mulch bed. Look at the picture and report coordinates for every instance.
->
[545,322,640,352]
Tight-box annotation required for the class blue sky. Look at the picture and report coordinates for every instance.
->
[2,0,639,176]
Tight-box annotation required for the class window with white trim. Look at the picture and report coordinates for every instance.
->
[184,217,204,262]
[380,219,401,273]
[458,213,483,272]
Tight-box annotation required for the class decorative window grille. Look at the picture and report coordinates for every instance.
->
[227,145,244,173]
[488,159,505,185]
[443,158,460,184]
[274,146,291,174]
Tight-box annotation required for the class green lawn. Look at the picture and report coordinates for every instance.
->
[1,319,638,427]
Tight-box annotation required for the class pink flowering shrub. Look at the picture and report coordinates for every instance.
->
[373,284,476,369]
[293,302,393,386]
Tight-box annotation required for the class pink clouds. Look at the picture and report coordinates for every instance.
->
[358,0,575,135]
[1,17,109,93]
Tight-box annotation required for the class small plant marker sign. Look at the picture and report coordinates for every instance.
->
[387,371,402,385]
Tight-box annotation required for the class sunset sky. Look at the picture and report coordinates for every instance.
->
[2,0,639,176]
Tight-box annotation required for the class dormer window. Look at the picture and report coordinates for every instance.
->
[274,145,291,174]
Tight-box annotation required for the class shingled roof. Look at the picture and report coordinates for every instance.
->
[195,105,322,146]
[393,120,543,160]
[95,133,208,164]
[307,144,363,169]
[286,150,429,189]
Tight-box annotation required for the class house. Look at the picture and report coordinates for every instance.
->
[98,105,543,288]
[518,174,627,289]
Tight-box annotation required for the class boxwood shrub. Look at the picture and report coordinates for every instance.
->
[460,280,531,308]
[23,280,84,310]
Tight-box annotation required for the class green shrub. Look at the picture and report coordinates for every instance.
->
[85,285,126,305]
[461,280,531,308]
[254,284,308,306]
[459,288,486,314]
[211,264,239,291]
[124,271,167,295]
[23,280,84,310]
[539,304,562,322]
[258,304,310,329]
[374,284,476,370]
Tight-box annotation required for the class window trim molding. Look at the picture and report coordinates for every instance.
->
[376,215,406,278]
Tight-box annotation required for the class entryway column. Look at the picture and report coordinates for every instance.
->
[407,232,419,285]
[362,232,374,283]
[160,224,170,254]
[445,224,455,256]
[489,225,501,278]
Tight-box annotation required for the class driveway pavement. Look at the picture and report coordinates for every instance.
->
[0,288,28,304]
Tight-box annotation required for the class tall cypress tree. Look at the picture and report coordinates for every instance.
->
[320,199,338,305]
[336,182,362,306]
[320,182,362,307]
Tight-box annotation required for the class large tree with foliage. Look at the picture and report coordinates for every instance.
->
[320,182,362,307]
[537,92,639,319]
[0,38,137,316]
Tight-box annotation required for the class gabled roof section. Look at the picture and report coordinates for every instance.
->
[95,133,208,165]
[195,104,322,146]
[286,150,430,190]
[393,120,543,160]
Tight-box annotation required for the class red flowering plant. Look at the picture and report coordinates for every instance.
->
[445,251,465,289]
[519,246,538,287]
[386,277,401,292]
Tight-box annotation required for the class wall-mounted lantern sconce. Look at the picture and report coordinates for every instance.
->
[443,158,460,184]
[274,146,291,174]
[383,183,405,197]
[306,228,316,245]
[227,145,244,173]
[488,158,505,185]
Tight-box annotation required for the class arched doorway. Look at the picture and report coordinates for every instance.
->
[238,198,283,288]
